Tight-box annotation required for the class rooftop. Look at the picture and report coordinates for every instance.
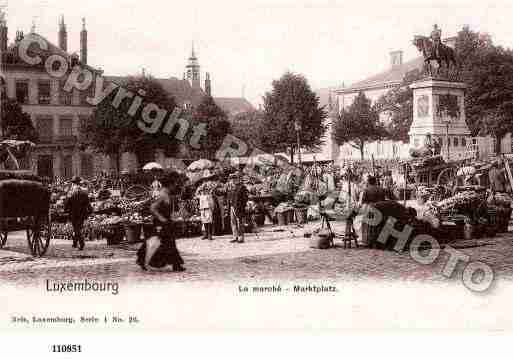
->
[337,56,424,94]
[213,97,255,116]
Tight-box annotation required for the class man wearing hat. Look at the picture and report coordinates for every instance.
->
[227,172,248,243]
[64,176,93,250]
[359,175,387,248]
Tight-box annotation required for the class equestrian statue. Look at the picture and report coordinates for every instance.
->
[413,24,458,79]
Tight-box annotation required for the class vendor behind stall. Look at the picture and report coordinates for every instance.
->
[359,176,387,247]
[489,160,508,194]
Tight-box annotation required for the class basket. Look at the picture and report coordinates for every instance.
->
[124,223,142,243]
[253,213,265,227]
[295,208,308,224]
[309,230,333,249]
[105,226,124,245]
[277,212,288,226]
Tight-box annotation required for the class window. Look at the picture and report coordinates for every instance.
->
[37,117,53,142]
[461,137,466,147]
[80,153,94,179]
[38,81,51,104]
[80,85,94,105]
[59,80,73,105]
[453,137,459,147]
[59,118,73,137]
[15,80,29,103]
[62,155,73,179]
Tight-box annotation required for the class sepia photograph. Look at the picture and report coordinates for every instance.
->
[0,0,513,339]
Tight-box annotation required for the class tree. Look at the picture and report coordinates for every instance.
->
[1,98,38,142]
[456,26,513,152]
[230,110,265,148]
[374,69,423,142]
[334,92,385,159]
[261,72,327,163]
[187,95,231,160]
[82,75,179,171]
[81,98,127,174]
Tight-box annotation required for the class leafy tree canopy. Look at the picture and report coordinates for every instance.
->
[187,95,231,160]
[334,92,386,159]
[230,110,265,148]
[82,75,178,170]
[261,72,327,163]
[1,98,38,142]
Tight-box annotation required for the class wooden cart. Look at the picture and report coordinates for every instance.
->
[0,177,52,256]
[0,140,52,256]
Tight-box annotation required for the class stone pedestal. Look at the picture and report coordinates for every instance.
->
[409,79,471,160]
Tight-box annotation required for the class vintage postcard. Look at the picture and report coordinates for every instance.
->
[0,0,513,342]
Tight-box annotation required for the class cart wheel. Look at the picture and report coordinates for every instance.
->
[0,230,7,248]
[27,214,51,257]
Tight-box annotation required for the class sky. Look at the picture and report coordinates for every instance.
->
[4,0,513,106]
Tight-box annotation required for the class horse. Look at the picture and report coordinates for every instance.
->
[413,35,458,77]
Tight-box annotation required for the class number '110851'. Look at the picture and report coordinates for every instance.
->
[51,345,82,353]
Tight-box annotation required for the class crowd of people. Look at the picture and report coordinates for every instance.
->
[52,152,512,273]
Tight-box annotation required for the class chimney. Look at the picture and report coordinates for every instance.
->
[0,13,7,53]
[58,15,67,52]
[443,36,457,49]
[80,18,87,64]
[204,72,211,96]
[390,50,403,67]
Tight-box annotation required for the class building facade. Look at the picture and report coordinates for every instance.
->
[0,16,106,179]
[1,12,255,177]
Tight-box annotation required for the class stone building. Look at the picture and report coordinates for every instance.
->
[334,50,423,161]
[0,12,254,177]
[0,15,103,179]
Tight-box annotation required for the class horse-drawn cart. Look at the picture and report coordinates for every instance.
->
[0,140,52,257]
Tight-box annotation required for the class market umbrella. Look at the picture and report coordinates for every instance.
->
[252,154,276,167]
[457,166,476,177]
[142,162,163,170]
[187,159,215,172]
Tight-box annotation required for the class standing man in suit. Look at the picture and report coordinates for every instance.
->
[65,176,92,250]
[227,172,248,244]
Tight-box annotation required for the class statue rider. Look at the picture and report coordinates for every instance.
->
[431,24,442,59]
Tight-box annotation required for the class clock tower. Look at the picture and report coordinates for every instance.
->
[185,42,201,90]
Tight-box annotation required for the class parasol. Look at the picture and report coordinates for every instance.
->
[457,166,476,177]
[187,159,215,172]
[142,162,163,171]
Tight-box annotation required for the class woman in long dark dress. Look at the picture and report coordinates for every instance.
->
[137,174,185,272]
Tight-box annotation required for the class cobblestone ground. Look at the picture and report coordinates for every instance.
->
[1,216,512,287]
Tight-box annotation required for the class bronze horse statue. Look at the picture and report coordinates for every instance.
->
[413,35,458,77]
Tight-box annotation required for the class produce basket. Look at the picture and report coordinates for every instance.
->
[124,223,142,243]
[277,212,288,226]
[294,207,308,224]
[104,225,124,245]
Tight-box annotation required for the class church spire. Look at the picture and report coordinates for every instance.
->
[186,42,200,89]
[191,41,196,58]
